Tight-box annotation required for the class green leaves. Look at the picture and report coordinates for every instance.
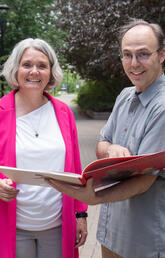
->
[0,0,64,55]
[53,0,165,85]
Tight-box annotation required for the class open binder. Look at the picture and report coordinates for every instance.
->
[0,150,165,188]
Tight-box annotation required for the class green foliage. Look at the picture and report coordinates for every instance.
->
[56,70,82,93]
[77,79,121,112]
[0,0,68,94]
[1,0,164,101]
[0,0,67,60]
[0,55,11,96]
[55,0,165,85]
[0,78,11,96]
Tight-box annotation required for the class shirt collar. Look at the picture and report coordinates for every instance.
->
[139,74,165,107]
[126,74,165,107]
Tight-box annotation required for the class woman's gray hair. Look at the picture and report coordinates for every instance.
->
[118,18,165,51]
[0,38,63,90]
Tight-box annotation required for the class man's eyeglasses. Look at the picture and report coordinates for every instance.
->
[120,49,160,63]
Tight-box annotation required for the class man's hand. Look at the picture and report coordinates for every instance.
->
[75,218,88,248]
[107,144,131,158]
[0,178,19,202]
[96,142,131,159]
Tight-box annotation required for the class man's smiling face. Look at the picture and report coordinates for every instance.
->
[121,25,164,92]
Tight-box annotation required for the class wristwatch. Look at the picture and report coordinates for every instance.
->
[76,212,88,218]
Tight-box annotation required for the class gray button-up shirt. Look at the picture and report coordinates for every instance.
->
[97,75,165,258]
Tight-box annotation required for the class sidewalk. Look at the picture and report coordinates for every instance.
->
[57,94,108,258]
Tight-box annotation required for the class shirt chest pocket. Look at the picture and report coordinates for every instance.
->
[127,136,141,155]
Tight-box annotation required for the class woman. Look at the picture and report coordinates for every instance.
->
[0,38,88,258]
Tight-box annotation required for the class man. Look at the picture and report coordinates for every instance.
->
[47,19,165,258]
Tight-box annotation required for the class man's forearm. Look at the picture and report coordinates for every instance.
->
[95,174,157,204]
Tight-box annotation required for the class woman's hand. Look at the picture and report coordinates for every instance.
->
[75,217,88,248]
[46,178,98,205]
[0,178,19,202]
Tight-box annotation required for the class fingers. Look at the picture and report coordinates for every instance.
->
[46,177,97,204]
[0,179,19,202]
[86,177,94,188]
[0,192,18,202]
[0,188,19,202]
[45,178,81,197]
[123,148,131,157]
[3,178,13,186]
[107,144,131,158]
[75,230,88,248]
[75,218,88,248]
[45,178,66,191]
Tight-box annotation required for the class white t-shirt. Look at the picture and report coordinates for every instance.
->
[16,101,66,231]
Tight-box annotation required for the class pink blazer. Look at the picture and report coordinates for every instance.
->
[0,90,88,258]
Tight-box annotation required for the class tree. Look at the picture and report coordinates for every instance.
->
[55,0,165,87]
[0,0,67,95]
[0,0,66,58]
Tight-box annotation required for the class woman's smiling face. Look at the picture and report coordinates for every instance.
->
[17,47,51,91]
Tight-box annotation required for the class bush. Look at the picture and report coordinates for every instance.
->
[77,79,121,112]
[0,78,11,97]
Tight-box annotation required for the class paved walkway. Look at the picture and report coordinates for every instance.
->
[57,94,107,258]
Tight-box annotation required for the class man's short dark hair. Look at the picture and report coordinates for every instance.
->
[118,18,165,51]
